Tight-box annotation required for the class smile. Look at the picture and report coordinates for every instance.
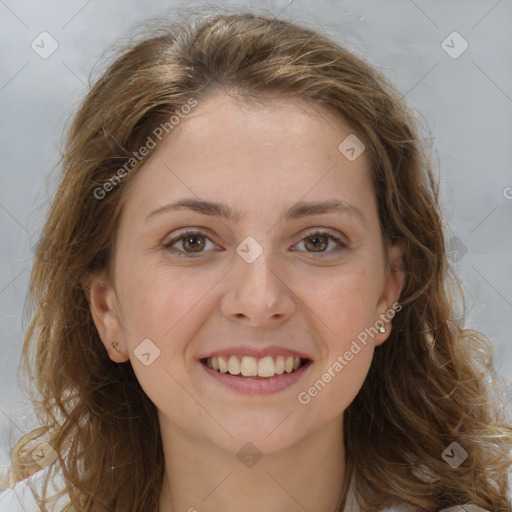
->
[202,355,309,378]
[199,355,313,394]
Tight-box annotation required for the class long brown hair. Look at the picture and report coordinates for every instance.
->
[6,7,512,511]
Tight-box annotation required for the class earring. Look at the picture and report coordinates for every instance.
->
[378,325,386,333]
[111,342,121,353]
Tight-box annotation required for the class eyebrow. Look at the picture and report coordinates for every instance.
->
[146,198,365,224]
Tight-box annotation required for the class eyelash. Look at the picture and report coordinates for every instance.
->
[162,228,347,258]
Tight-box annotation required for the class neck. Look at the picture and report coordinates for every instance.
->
[158,415,347,512]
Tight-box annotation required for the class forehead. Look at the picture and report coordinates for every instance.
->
[120,90,375,222]
[172,89,359,151]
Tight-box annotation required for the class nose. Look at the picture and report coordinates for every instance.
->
[220,244,296,328]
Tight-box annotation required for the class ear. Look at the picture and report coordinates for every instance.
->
[81,270,129,363]
[374,240,406,346]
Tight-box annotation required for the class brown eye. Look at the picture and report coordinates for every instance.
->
[294,230,347,256]
[181,234,206,252]
[163,230,217,256]
[303,234,329,252]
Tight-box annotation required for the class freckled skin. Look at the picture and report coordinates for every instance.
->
[87,91,405,512]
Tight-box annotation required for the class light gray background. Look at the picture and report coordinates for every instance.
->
[1,0,511,478]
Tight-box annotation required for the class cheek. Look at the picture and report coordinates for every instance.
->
[116,263,227,391]
[310,347,373,417]
[302,262,380,398]
[117,262,210,339]
[116,265,205,404]
[307,262,381,335]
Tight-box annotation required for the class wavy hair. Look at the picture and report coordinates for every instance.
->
[5,7,512,511]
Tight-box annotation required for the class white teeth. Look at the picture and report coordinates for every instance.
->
[204,355,306,378]
[218,356,228,373]
[258,356,275,377]
[228,355,241,375]
[240,356,258,377]
[275,355,285,374]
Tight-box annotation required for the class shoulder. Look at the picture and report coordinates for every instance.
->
[0,466,70,512]
[0,476,41,512]
[343,478,420,511]
[343,470,512,512]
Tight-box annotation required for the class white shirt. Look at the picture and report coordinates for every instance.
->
[0,466,503,511]
[0,467,67,511]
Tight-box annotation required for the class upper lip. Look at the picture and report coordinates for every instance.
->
[198,345,312,360]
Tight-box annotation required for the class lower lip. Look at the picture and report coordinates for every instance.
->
[199,360,313,394]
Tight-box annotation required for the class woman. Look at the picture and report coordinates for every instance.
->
[1,9,511,512]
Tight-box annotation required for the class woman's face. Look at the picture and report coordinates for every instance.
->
[88,90,405,454]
